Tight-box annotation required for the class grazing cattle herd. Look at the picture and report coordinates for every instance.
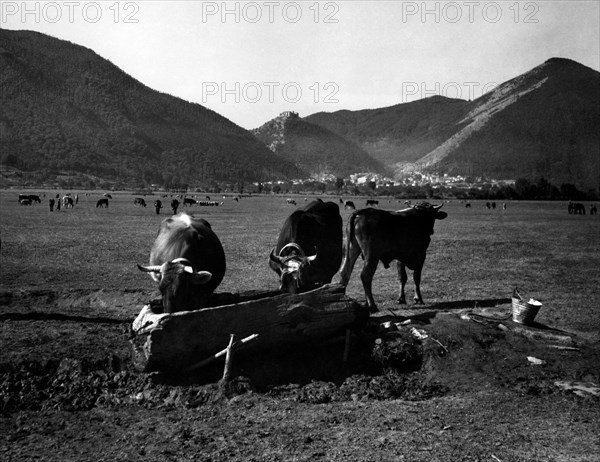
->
[11,191,599,312]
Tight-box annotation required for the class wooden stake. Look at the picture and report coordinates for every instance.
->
[221,334,236,383]
[183,334,259,372]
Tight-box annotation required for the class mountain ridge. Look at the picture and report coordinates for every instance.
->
[305,58,600,189]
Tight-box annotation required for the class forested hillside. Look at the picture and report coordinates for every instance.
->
[0,29,303,188]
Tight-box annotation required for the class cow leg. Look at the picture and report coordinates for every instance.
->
[413,265,424,304]
[339,242,361,287]
[360,259,379,312]
[396,261,407,304]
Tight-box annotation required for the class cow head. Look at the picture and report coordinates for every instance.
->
[269,243,317,294]
[137,258,212,313]
[412,203,448,234]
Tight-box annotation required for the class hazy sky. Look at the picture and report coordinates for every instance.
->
[2,1,599,129]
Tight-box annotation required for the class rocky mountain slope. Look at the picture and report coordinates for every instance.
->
[252,112,388,179]
[306,58,600,188]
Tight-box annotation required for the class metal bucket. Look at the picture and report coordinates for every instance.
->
[511,288,542,325]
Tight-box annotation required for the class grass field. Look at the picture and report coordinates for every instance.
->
[1,190,600,461]
[1,190,599,334]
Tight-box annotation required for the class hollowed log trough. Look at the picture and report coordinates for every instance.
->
[130,283,368,372]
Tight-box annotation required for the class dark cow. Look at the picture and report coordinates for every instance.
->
[591,204,597,215]
[134,198,147,207]
[154,199,162,215]
[171,199,180,214]
[344,200,356,210]
[137,213,226,313]
[269,199,343,294]
[96,198,109,208]
[286,198,297,205]
[49,198,55,211]
[339,202,447,312]
[183,198,196,207]
[19,194,41,204]
[366,199,379,206]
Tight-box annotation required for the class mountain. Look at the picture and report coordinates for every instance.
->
[0,29,303,187]
[306,96,470,167]
[251,111,389,179]
[306,58,600,189]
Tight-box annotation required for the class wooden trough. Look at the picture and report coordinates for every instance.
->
[130,283,368,372]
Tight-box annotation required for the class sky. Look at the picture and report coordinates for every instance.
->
[2,1,599,129]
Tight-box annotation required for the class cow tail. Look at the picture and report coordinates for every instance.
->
[339,210,361,286]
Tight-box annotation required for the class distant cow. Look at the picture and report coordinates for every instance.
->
[366,199,379,206]
[183,198,196,207]
[591,204,598,215]
[96,198,109,208]
[197,201,222,206]
[49,199,55,211]
[154,200,162,215]
[339,203,448,312]
[286,199,297,205]
[63,196,74,208]
[269,199,343,294]
[19,198,32,206]
[344,200,356,210]
[19,194,41,204]
[171,199,180,214]
[137,213,226,313]
[134,198,147,207]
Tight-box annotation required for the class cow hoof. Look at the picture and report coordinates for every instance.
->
[397,298,406,305]
[413,299,424,305]
[368,305,379,313]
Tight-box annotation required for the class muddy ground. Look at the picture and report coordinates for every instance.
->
[1,288,599,461]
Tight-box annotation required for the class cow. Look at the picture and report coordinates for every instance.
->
[339,202,448,312]
[286,198,297,205]
[134,198,147,207]
[96,198,109,208]
[137,213,226,313]
[171,199,180,214]
[18,194,41,204]
[269,199,343,294]
[366,199,379,206]
[49,198,55,211]
[591,204,597,215]
[344,200,356,210]
[154,199,162,215]
[19,198,32,206]
[63,196,74,208]
[183,198,196,207]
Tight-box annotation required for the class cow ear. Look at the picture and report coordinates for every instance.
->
[191,271,212,285]
[436,211,448,220]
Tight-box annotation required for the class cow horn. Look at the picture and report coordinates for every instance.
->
[306,253,317,263]
[434,203,444,210]
[279,243,305,257]
[137,264,163,273]
[269,247,284,265]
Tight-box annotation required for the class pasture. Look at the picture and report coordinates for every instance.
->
[1,190,599,461]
